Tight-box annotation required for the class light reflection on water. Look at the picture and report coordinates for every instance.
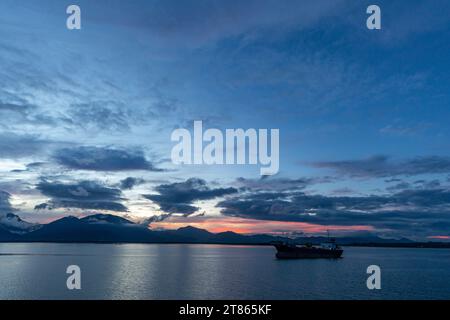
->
[0,243,449,299]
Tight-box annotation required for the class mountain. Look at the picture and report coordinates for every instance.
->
[288,235,415,245]
[214,231,281,244]
[22,215,165,243]
[0,213,446,247]
[13,214,278,244]
[80,214,134,225]
[165,227,281,244]
[165,226,215,242]
[0,224,15,241]
[0,213,41,235]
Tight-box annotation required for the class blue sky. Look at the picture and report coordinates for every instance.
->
[1,0,450,239]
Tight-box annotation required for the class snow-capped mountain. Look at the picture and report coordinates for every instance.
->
[80,214,135,225]
[0,213,41,234]
[0,213,430,246]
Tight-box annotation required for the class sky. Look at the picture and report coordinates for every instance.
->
[1,0,450,240]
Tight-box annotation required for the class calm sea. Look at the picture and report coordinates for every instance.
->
[0,243,449,300]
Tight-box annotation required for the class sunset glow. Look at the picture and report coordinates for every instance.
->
[151,216,374,235]
[428,236,450,240]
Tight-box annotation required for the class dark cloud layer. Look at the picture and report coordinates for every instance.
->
[0,132,49,159]
[0,191,12,213]
[68,101,131,132]
[54,146,163,172]
[0,101,60,128]
[68,0,344,47]
[235,176,327,192]
[144,178,237,215]
[217,187,450,237]
[311,155,450,178]
[119,177,146,190]
[35,180,127,212]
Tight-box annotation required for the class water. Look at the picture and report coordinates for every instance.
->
[0,243,449,300]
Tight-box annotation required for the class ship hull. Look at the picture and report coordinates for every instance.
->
[274,244,343,259]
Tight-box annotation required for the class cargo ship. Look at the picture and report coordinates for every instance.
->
[272,238,343,259]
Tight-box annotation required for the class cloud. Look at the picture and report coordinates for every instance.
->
[386,182,411,192]
[0,101,33,117]
[77,0,345,47]
[385,179,443,192]
[68,101,132,132]
[311,155,450,178]
[0,132,50,159]
[235,176,327,192]
[119,177,146,190]
[144,178,238,215]
[0,190,13,213]
[379,123,431,137]
[0,101,60,129]
[141,214,172,226]
[35,180,127,212]
[67,90,179,132]
[217,187,450,237]
[53,146,163,172]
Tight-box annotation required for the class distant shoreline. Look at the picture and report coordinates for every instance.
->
[1,241,449,249]
[343,243,450,249]
[3,214,449,250]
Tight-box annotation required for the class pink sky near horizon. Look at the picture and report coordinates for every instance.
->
[29,212,450,240]
[36,212,374,235]
[150,215,375,235]
[428,235,450,240]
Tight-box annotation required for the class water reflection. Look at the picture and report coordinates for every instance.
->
[0,243,449,299]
